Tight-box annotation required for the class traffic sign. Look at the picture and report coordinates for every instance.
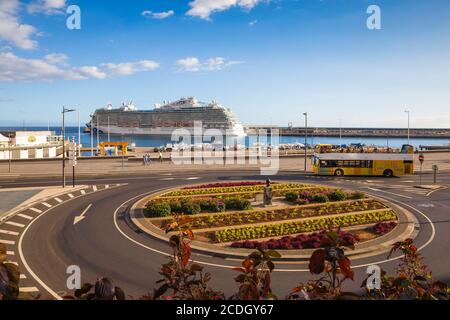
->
[418,153,424,164]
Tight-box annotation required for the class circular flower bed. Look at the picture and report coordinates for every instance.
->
[143,181,399,250]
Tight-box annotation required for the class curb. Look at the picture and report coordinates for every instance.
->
[128,182,418,261]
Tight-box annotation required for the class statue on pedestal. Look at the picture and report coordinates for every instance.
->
[263,179,273,206]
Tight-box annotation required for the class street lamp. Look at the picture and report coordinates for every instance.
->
[8,130,11,173]
[303,112,308,172]
[404,110,410,145]
[62,107,76,188]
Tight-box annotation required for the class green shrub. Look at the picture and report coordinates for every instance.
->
[181,200,201,215]
[146,202,171,217]
[169,201,183,213]
[349,191,365,200]
[224,198,252,210]
[311,194,329,203]
[199,199,226,212]
[285,192,298,203]
[327,190,347,202]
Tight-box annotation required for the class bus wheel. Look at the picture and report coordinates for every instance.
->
[383,169,394,177]
[334,169,344,177]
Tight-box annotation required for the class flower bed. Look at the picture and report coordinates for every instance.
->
[157,199,388,229]
[369,222,398,235]
[230,230,360,250]
[182,182,271,189]
[145,197,251,217]
[208,210,398,243]
[159,183,313,198]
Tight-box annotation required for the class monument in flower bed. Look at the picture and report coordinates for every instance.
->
[143,181,400,251]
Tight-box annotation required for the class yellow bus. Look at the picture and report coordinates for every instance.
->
[312,144,414,177]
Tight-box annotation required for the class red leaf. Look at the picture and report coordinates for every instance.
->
[338,257,354,280]
[309,249,326,274]
[242,259,253,271]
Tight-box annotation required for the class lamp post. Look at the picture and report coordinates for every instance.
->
[404,110,410,145]
[8,130,11,173]
[90,116,94,156]
[107,116,110,143]
[62,107,76,188]
[303,112,308,172]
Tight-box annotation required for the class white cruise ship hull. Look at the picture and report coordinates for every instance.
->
[92,124,246,137]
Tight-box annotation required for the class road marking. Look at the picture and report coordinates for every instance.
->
[41,202,52,208]
[159,177,175,181]
[80,190,86,195]
[67,193,74,199]
[105,185,109,189]
[17,213,33,220]
[20,274,27,279]
[54,197,63,203]
[0,229,19,236]
[4,221,25,228]
[5,261,18,266]
[16,183,126,301]
[73,204,92,225]
[0,239,15,245]
[92,185,97,191]
[19,287,39,293]
[7,251,15,255]
[29,207,43,214]
[367,187,413,199]
[185,177,200,180]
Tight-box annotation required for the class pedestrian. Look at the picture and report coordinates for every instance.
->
[159,150,163,163]
[143,154,146,166]
[147,153,151,166]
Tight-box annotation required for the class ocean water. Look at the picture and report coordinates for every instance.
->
[1,126,449,149]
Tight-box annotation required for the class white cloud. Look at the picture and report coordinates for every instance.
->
[0,52,160,82]
[102,60,160,76]
[142,10,174,19]
[186,0,263,20]
[76,66,107,80]
[248,19,257,26]
[0,0,38,50]
[27,0,67,15]
[44,53,68,64]
[176,56,243,72]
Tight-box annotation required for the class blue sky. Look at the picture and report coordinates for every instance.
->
[1,0,450,127]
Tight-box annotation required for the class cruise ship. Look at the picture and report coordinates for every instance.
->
[87,97,246,136]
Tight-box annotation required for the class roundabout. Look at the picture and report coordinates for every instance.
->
[128,181,418,264]
[5,170,441,299]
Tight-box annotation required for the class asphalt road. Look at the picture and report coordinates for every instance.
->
[1,170,449,299]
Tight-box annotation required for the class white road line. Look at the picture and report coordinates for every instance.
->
[29,207,43,214]
[17,213,33,220]
[19,287,39,293]
[20,274,27,279]
[0,239,15,245]
[0,229,19,236]
[16,183,126,301]
[367,187,413,199]
[5,261,18,266]
[92,185,98,191]
[80,190,86,195]
[4,221,25,228]
[159,177,175,181]
[42,202,52,208]
[67,193,74,199]
[54,197,63,203]
[185,177,200,180]
[7,251,15,255]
